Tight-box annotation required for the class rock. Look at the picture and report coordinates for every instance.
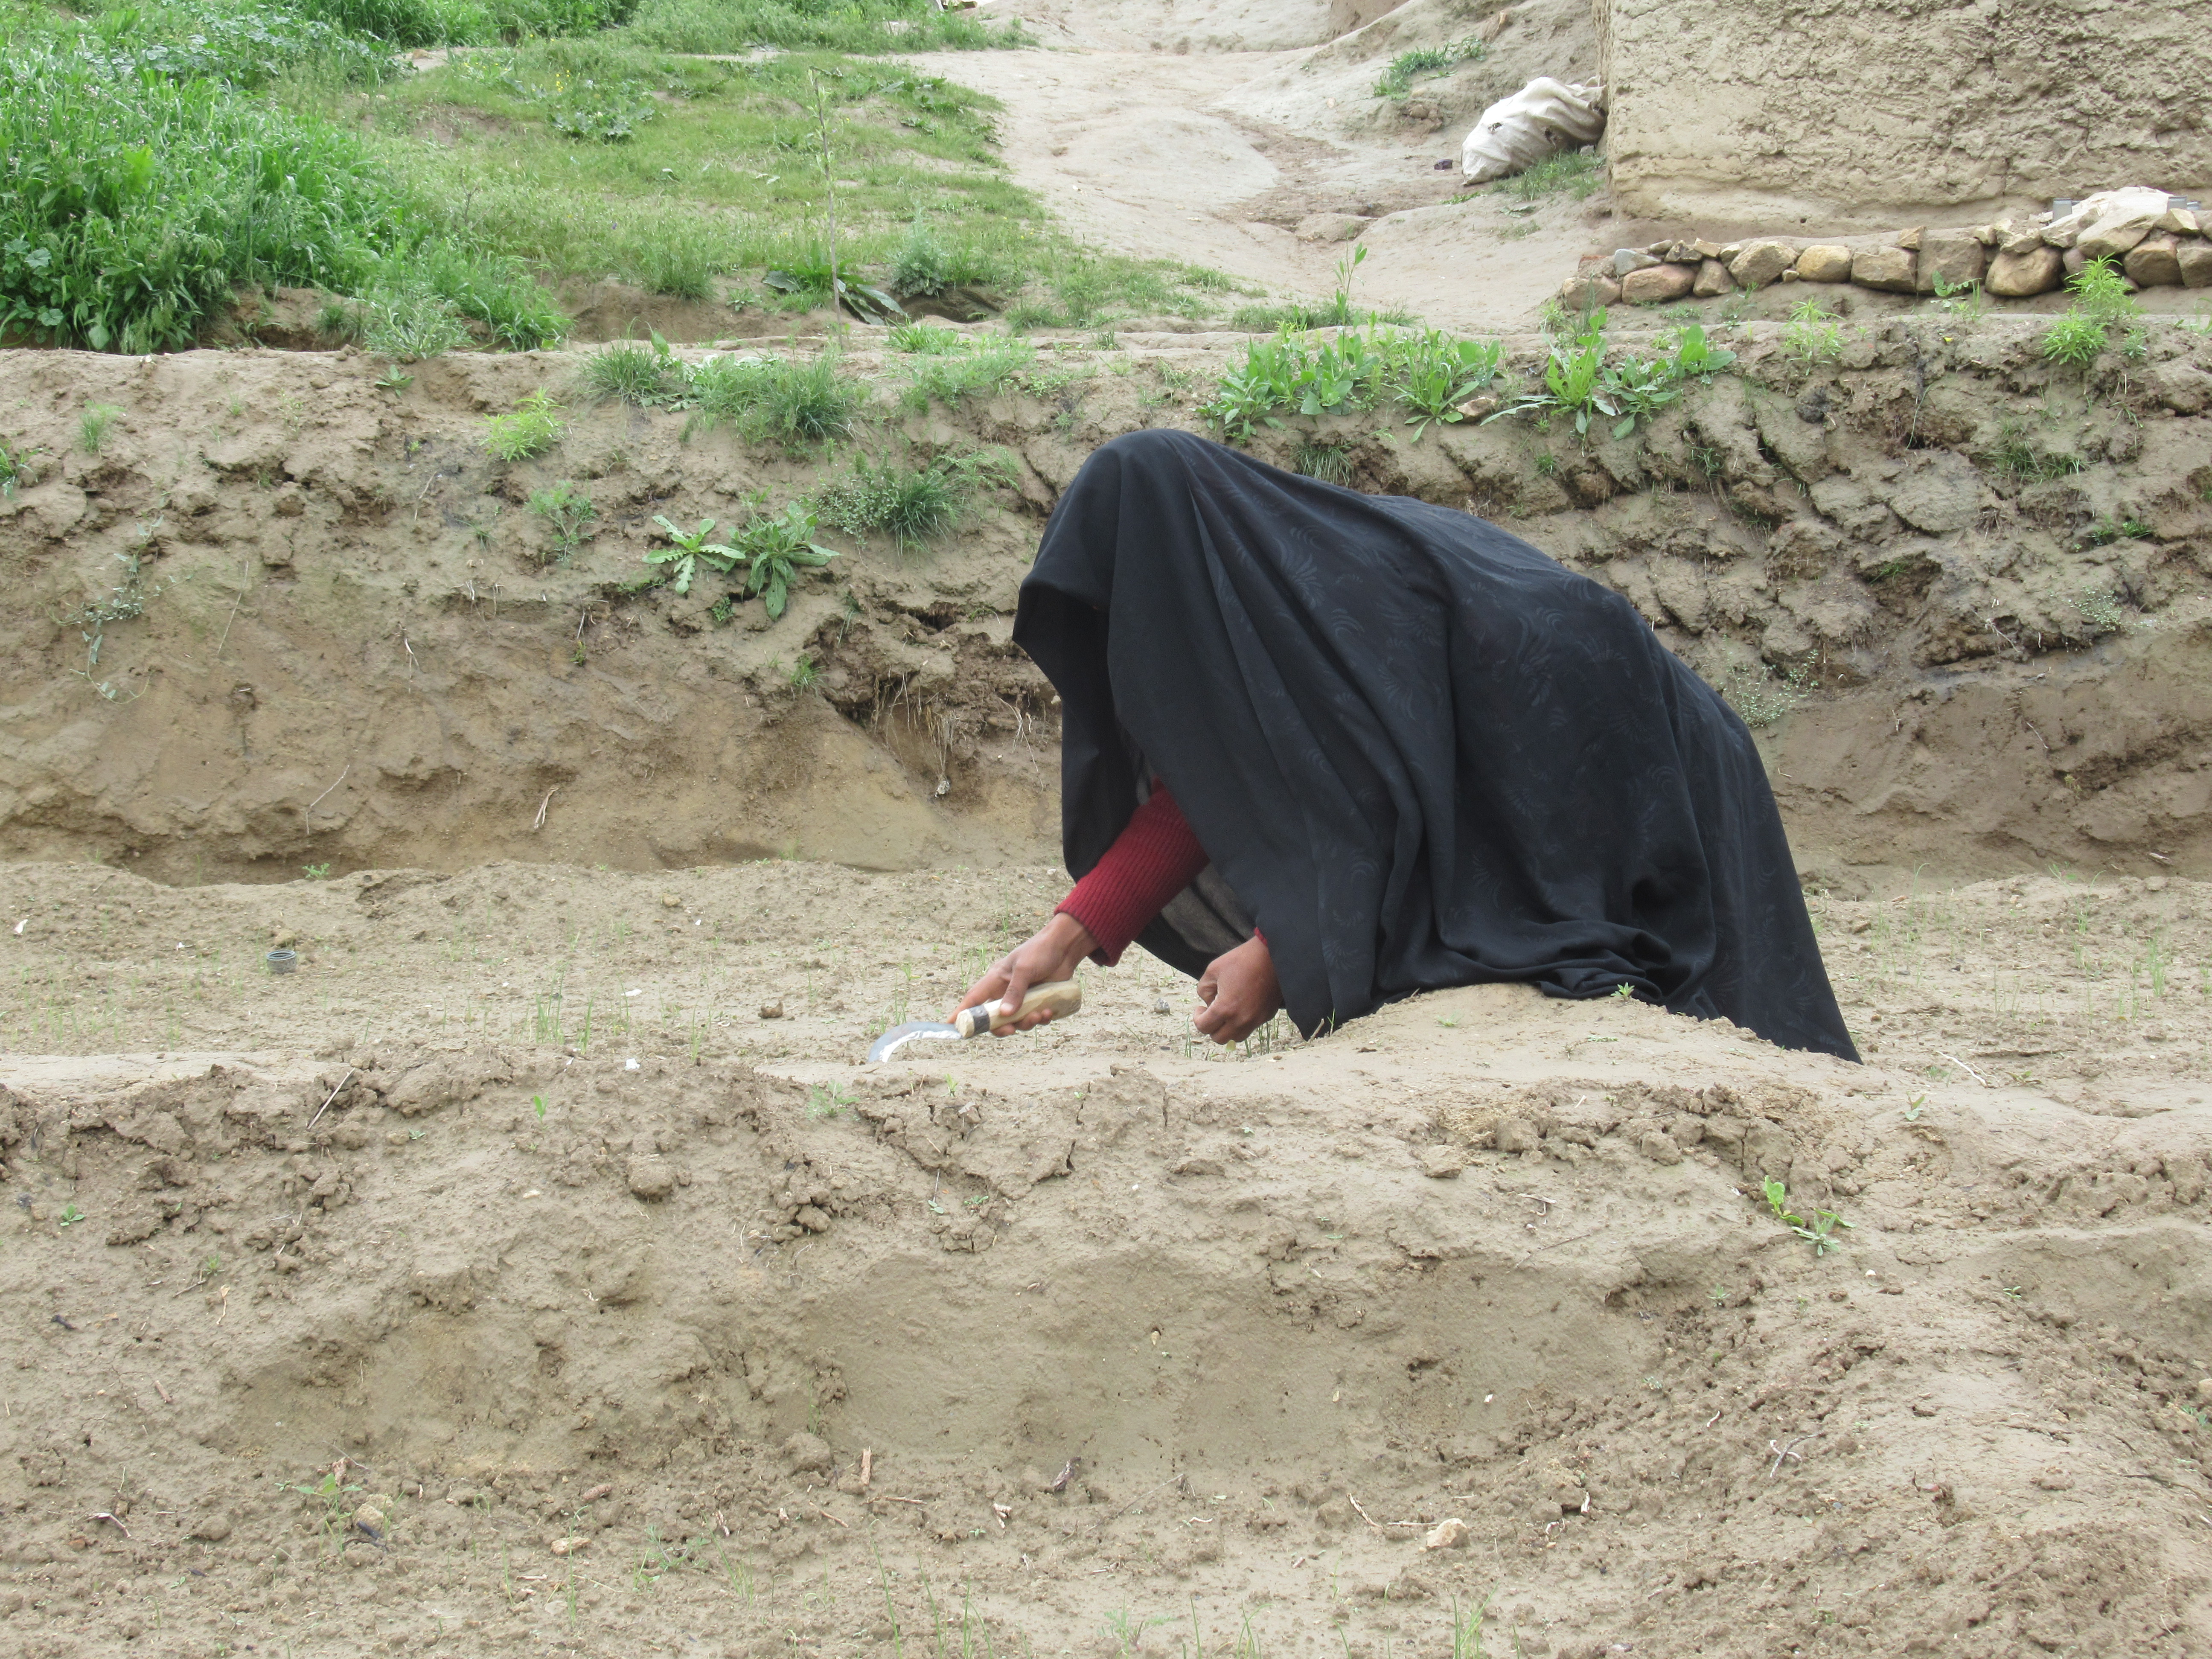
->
[2062,247,2087,277]
[783,1432,834,1474]
[1999,223,2048,257]
[1916,229,1986,293]
[2181,242,2212,288]
[352,1505,385,1534]
[1295,212,1369,244]
[1692,258,1735,298]
[2047,186,2168,256]
[2160,208,2201,235]
[1969,223,2002,247]
[625,1156,676,1200]
[188,1513,233,1543]
[1637,1131,1683,1166]
[1493,1116,1540,1154]
[1895,227,1924,251]
[1689,239,1724,261]
[1417,1144,1467,1179]
[1620,263,1695,304]
[1794,244,1852,282]
[2124,233,2183,288]
[659,893,681,909]
[2196,1377,2212,1403]
[1851,246,1918,292]
[1421,1517,1470,1551]
[1889,453,1983,534]
[1558,274,1620,309]
[550,1536,589,1555]
[1611,247,1659,276]
[758,1001,784,1019]
[1986,246,2064,297]
[1728,239,1797,288]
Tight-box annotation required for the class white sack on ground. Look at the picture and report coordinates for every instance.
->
[1461,78,1607,184]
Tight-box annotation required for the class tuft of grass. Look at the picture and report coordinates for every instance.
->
[620,0,1018,55]
[581,338,679,405]
[898,337,1036,411]
[484,389,565,461]
[688,352,866,451]
[78,403,121,455]
[1294,442,1356,486]
[888,321,969,354]
[1493,149,1604,202]
[1374,37,1486,99]
[0,439,41,498]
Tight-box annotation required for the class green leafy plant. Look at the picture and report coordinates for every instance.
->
[528,480,597,562]
[645,515,728,596]
[302,862,332,879]
[2042,258,2139,367]
[1928,270,1987,323]
[722,501,839,620]
[79,403,121,455]
[806,1082,854,1119]
[1761,1178,1853,1256]
[58,1202,85,1227]
[1203,323,1506,441]
[1374,37,1486,99]
[1781,298,1843,365]
[483,390,565,461]
[814,453,966,547]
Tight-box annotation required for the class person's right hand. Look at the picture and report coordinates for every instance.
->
[952,912,1097,1033]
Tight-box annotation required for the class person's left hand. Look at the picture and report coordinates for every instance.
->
[1193,934,1283,1045]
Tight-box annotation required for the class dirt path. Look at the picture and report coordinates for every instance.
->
[917,0,1615,330]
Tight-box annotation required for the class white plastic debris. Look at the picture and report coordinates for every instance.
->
[1461,78,1607,184]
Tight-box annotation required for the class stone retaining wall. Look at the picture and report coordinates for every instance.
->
[1563,188,2212,310]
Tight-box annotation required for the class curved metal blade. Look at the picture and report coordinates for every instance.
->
[866,1021,963,1063]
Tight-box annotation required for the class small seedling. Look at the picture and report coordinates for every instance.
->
[302,862,331,880]
[0,438,43,498]
[533,1094,548,1121]
[1610,982,1635,998]
[806,1082,854,1119]
[1761,1178,1853,1255]
[1902,1093,1927,1123]
[644,515,733,596]
[58,1203,86,1227]
[528,481,597,563]
[1781,298,1843,366]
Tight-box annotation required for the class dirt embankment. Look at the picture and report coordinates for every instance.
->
[2,853,2210,1656]
[2,315,2209,888]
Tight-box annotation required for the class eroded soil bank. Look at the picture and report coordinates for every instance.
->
[3,316,2209,891]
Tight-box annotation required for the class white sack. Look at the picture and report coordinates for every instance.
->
[1460,78,1607,184]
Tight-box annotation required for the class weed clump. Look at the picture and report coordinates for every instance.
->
[2041,258,2141,367]
[814,449,1016,547]
[581,338,681,405]
[1494,149,1604,203]
[527,481,596,562]
[1203,325,1510,442]
[484,390,566,461]
[687,352,866,451]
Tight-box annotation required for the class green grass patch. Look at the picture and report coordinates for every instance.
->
[812,447,1015,547]
[619,0,1016,55]
[1492,149,1605,203]
[688,351,867,451]
[897,336,1035,411]
[1202,324,1507,442]
[1373,37,1485,100]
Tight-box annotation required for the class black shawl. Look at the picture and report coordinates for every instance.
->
[1014,429,1857,1061]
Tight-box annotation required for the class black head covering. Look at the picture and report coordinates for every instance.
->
[1015,428,1856,1061]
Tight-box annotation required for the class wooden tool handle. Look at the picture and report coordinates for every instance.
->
[955,979,1083,1039]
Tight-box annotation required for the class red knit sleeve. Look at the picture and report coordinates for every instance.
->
[1057,784,1211,966]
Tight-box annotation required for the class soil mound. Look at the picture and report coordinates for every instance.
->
[4,853,2210,1654]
